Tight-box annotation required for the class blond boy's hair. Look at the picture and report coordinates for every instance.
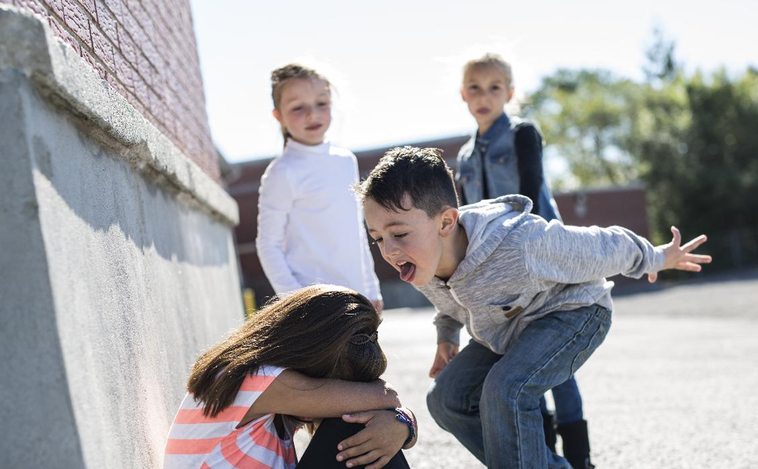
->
[462,53,514,91]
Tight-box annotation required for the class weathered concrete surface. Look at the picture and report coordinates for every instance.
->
[0,6,244,468]
[378,271,758,468]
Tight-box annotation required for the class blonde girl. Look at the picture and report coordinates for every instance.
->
[256,64,383,312]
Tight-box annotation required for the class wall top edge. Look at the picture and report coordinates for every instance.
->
[0,5,239,227]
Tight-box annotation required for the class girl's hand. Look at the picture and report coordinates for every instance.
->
[336,410,409,469]
[649,226,712,283]
[429,342,459,378]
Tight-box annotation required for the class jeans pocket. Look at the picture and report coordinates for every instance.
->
[569,321,608,376]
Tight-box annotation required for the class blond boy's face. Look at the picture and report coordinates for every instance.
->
[461,67,514,131]
[364,195,446,288]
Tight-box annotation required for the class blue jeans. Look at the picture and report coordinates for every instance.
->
[539,377,583,424]
[427,305,611,469]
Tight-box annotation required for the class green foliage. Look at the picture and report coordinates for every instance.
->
[526,38,758,268]
[529,69,641,187]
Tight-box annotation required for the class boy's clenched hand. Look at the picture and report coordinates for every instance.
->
[649,226,712,283]
[429,342,459,378]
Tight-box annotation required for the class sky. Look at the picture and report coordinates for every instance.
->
[189,0,757,163]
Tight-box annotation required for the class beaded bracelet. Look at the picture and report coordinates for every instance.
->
[394,407,416,448]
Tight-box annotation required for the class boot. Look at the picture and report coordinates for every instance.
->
[557,419,594,469]
[542,412,557,453]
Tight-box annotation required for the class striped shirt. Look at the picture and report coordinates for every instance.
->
[164,366,297,469]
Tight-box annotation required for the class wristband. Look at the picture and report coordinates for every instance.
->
[394,407,416,448]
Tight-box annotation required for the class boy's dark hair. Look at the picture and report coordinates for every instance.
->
[356,146,459,217]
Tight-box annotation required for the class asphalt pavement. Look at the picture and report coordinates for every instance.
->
[376,271,758,469]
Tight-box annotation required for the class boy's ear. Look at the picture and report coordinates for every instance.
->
[460,88,467,102]
[507,88,515,102]
[272,108,283,124]
[438,207,459,237]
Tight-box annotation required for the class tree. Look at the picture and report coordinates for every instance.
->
[527,69,642,188]
[527,31,758,268]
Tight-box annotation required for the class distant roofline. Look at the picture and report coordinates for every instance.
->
[554,182,645,196]
[232,133,472,167]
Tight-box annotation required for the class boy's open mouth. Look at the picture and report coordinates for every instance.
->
[397,261,416,283]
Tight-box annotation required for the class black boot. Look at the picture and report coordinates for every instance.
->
[542,412,557,453]
[557,419,594,469]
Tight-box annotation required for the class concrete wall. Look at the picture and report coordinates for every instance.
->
[0,6,243,467]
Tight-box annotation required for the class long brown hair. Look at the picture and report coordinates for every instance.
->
[270,63,331,145]
[187,285,386,417]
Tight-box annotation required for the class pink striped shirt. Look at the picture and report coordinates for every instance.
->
[164,366,297,469]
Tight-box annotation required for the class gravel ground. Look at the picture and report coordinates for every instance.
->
[373,271,758,469]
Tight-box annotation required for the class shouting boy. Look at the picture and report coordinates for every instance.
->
[355,146,711,469]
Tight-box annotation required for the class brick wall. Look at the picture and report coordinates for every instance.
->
[3,0,220,182]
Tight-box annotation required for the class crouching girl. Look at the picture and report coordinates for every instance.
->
[164,285,416,469]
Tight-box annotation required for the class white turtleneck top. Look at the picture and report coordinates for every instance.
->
[255,140,382,301]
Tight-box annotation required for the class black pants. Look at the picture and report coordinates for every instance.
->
[297,418,411,469]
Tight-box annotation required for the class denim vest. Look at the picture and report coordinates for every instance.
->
[456,114,561,222]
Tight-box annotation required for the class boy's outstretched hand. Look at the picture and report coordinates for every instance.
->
[649,226,712,283]
[429,342,459,378]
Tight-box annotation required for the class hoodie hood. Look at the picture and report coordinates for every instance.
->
[452,194,533,281]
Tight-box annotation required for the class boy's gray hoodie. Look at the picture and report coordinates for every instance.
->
[418,195,666,354]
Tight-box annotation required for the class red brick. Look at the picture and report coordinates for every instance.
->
[133,76,149,109]
[81,47,107,80]
[141,38,161,70]
[62,1,91,48]
[113,50,134,91]
[160,106,176,137]
[118,24,137,64]
[125,14,149,49]
[13,0,48,19]
[127,91,147,117]
[105,70,126,99]
[141,0,161,33]
[42,0,64,19]
[93,0,117,42]
[90,23,115,71]
[130,1,155,44]
[134,52,155,86]
[118,5,140,40]
[151,72,169,101]
[77,0,95,17]
[147,88,164,122]
[47,17,81,55]
[150,0,169,25]
[101,0,121,24]
[165,70,180,96]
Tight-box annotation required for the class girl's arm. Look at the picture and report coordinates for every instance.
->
[249,371,414,469]
[515,125,545,216]
[248,370,401,418]
[255,162,302,294]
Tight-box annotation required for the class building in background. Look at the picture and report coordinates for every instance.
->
[0,2,242,467]
[228,137,651,309]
